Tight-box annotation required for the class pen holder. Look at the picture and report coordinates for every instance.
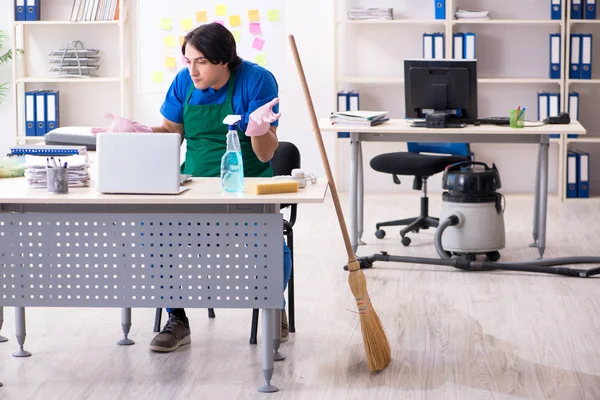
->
[47,167,69,194]
[509,109,525,128]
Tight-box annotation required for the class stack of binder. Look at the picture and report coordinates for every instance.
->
[24,90,60,137]
[453,33,476,59]
[14,0,40,21]
[423,33,445,59]
[329,111,389,126]
[569,33,593,79]
[538,91,564,138]
[10,144,87,156]
[571,0,597,19]
[347,8,393,20]
[567,150,590,198]
[23,154,90,189]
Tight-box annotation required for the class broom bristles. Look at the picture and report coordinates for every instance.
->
[347,260,391,372]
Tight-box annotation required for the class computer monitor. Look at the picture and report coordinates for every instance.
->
[404,59,478,128]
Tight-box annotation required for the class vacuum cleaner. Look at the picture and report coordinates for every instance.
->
[347,161,600,278]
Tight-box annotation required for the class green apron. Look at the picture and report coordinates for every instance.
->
[180,72,273,178]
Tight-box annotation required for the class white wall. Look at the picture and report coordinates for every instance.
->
[1,0,597,195]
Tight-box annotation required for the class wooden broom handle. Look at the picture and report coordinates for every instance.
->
[288,34,355,260]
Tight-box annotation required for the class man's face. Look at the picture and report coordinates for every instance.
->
[184,44,228,90]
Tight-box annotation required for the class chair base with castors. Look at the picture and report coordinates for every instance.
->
[374,178,440,246]
[370,146,470,246]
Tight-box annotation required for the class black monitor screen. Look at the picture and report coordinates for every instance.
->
[404,59,478,120]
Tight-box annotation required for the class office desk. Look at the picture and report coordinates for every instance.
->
[319,119,586,258]
[0,176,327,392]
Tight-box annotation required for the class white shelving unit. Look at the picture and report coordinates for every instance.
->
[10,1,130,145]
[333,0,567,196]
[562,0,600,200]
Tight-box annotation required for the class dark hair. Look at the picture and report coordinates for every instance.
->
[182,23,242,72]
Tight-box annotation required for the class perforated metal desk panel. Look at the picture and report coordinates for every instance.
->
[0,175,328,392]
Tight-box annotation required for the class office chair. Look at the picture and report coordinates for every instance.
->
[370,142,471,246]
[153,141,301,345]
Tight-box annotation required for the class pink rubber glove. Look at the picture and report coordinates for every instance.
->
[90,113,153,135]
[245,98,281,137]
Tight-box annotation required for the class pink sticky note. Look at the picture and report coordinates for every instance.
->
[249,22,261,35]
[252,37,265,51]
[214,20,224,25]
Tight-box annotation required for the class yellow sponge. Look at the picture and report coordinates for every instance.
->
[246,180,299,195]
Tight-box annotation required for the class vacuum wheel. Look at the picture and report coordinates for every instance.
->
[401,236,411,247]
[375,229,386,239]
[485,251,501,262]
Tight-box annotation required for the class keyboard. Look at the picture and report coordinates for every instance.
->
[477,117,510,125]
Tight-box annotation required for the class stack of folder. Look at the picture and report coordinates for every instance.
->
[455,9,489,20]
[24,90,59,137]
[423,33,445,59]
[329,111,389,126]
[23,154,90,188]
[567,150,590,198]
[569,33,593,79]
[571,0,597,19]
[69,0,120,21]
[347,8,393,20]
[14,0,40,21]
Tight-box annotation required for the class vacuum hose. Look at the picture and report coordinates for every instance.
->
[434,214,460,260]
[350,214,600,278]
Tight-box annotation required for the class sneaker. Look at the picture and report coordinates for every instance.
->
[281,309,289,343]
[149,315,191,352]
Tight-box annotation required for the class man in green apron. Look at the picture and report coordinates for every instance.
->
[147,23,292,352]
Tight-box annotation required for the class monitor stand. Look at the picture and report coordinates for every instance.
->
[411,111,466,128]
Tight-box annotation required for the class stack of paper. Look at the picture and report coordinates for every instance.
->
[347,8,394,20]
[329,111,389,126]
[24,155,90,188]
[455,9,489,20]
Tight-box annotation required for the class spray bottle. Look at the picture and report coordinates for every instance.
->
[221,115,244,193]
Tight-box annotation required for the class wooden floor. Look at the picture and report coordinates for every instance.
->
[1,193,600,400]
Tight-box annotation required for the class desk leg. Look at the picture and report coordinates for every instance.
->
[349,133,359,254]
[273,309,285,361]
[13,307,31,357]
[530,141,542,248]
[537,138,550,258]
[258,308,278,393]
[117,308,135,346]
[0,307,8,342]
[357,140,366,246]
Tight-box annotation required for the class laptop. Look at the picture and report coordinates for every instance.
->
[96,132,189,194]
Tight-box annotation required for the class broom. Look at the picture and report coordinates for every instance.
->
[288,34,391,372]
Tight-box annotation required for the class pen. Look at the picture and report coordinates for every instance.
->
[50,156,58,169]
[63,162,68,169]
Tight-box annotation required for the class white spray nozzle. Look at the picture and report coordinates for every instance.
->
[223,115,242,125]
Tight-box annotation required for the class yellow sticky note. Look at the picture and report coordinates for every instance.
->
[229,15,241,27]
[232,30,241,43]
[248,9,260,22]
[160,18,172,30]
[165,57,177,69]
[163,35,176,48]
[216,5,227,16]
[255,54,267,66]
[181,19,193,31]
[152,72,164,83]
[179,36,185,47]
[268,9,279,22]
[196,11,208,23]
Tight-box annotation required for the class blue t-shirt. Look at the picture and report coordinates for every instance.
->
[160,60,279,132]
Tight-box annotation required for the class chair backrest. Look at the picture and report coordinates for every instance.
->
[271,141,301,175]
[407,142,471,157]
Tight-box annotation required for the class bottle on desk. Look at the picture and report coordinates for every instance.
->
[221,115,244,193]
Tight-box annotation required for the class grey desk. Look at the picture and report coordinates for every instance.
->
[0,176,327,392]
[319,119,586,258]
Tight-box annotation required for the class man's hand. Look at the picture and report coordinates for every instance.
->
[90,113,153,135]
[245,98,281,137]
